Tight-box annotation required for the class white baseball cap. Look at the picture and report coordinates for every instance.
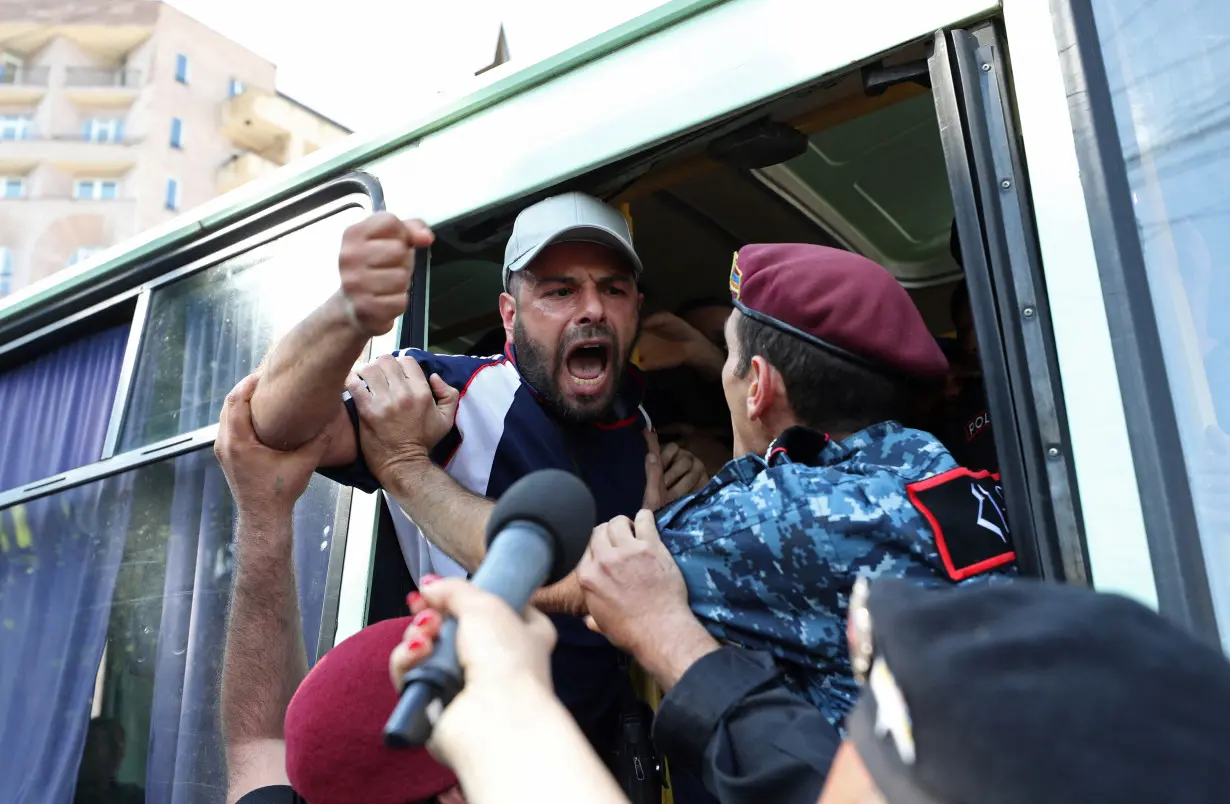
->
[502,192,643,290]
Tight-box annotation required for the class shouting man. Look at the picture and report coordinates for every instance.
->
[247,191,706,767]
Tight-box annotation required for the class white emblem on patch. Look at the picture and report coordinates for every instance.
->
[870,657,916,765]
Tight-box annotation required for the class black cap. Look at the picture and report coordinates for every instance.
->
[847,579,1230,804]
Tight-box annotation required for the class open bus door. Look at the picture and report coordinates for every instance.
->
[928,24,1085,586]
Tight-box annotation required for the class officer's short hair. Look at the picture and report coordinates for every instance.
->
[734,312,908,433]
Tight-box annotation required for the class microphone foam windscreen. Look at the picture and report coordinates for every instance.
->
[486,469,596,584]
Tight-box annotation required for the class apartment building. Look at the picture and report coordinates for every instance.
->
[0,0,350,297]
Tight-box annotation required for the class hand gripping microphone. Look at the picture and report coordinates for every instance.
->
[383,469,596,748]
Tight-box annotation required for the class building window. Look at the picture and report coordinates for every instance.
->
[0,114,32,141]
[227,78,245,98]
[165,178,180,211]
[74,179,119,201]
[2,178,24,199]
[69,246,103,266]
[0,52,22,84]
[170,117,183,149]
[82,117,124,144]
[175,53,189,84]
[0,247,12,295]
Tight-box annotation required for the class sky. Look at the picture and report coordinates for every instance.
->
[166,0,670,134]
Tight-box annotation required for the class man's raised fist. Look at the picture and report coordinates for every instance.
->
[336,213,434,337]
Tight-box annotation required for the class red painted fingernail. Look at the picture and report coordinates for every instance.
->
[406,637,426,651]
[406,592,421,608]
[421,574,441,585]
[412,610,435,628]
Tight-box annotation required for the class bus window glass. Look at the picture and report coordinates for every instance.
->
[0,450,340,803]
[117,207,361,451]
[0,325,129,492]
[1091,0,1230,636]
[426,258,505,355]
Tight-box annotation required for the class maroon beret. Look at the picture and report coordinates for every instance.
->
[729,243,948,379]
[285,616,458,803]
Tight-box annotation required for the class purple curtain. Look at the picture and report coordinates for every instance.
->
[0,325,129,490]
[138,294,335,803]
[0,326,131,803]
[144,451,233,803]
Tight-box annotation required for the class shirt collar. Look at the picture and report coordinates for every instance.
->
[717,421,912,480]
[767,421,911,467]
[656,420,912,524]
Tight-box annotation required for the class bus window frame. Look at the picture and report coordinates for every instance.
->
[929,24,1089,583]
[0,291,140,369]
[996,0,1159,609]
[401,248,430,352]
[99,193,371,459]
[0,171,393,661]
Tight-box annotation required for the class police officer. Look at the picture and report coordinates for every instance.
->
[823,578,1230,804]
[573,243,1018,800]
[384,567,1230,804]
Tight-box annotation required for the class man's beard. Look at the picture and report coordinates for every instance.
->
[513,318,637,424]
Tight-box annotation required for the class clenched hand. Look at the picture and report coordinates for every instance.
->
[215,372,332,522]
[337,213,434,337]
[347,354,459,483]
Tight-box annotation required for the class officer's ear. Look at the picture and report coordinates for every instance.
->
[746,355,781,423]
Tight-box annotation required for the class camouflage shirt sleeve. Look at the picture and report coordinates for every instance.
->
[657,423,994,726]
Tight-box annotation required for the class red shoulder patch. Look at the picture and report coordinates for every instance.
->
[906,468,1016,581]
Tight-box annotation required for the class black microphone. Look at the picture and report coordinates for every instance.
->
[383,469,596,748]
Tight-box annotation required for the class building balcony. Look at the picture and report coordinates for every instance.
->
[220,88,349,162]
[220,88,294,156]
[217,151,280,195]
[63,67,143,104]
[0,66,51,103]
[0,134,140,172]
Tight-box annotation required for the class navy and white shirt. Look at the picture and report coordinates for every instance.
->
[319,343,652,745]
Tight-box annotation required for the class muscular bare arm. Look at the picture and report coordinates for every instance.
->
[347,358,686,615]
[531,572,587,615]
[215,375,334,804]
[251,293,368,459]
[381,456,583,612]
[248,212,434,459]
[383,457,492,573]
[222,514,304,803]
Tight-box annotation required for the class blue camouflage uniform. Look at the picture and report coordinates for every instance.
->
[640,243,1019,804]
[658,422,1017,729]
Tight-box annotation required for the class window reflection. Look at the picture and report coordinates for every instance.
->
[0,450,340,804]
[1092,0,1230,638]
[426,258,505,355]
[118,206,363,451]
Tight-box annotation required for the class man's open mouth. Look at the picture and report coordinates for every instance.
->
[564,340,611,388]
